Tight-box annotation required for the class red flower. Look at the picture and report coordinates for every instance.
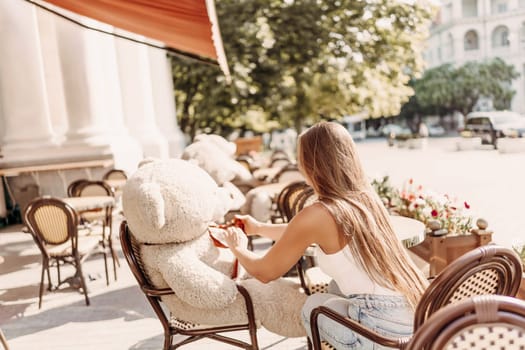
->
[464,201,470,209]
[431,209,438,217]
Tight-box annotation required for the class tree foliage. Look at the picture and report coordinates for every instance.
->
[409,58,520,117]
[172,0,434,138]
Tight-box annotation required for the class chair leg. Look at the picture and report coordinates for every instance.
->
[163,333,172,350]
[46,259,53,291]
[102,247,109,286]
[75,257,90,306]
[39,263,47,309]
[0,328,9,350]
[109,238,118,281]
[307,337,312,350]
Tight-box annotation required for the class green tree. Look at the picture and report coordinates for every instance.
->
[411,58,519,118]
[172,0,434,138]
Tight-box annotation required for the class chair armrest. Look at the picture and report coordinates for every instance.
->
[142,286,174,297]
[310,306,410,350]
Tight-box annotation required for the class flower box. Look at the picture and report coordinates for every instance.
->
[409,228,492,277]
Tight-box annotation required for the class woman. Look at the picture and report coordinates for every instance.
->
[223,121,428,349]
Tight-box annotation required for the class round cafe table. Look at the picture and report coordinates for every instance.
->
[389,215,426,249]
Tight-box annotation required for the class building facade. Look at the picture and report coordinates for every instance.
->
[424,0,525,113]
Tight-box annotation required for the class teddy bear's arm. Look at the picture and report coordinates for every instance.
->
[158,251,239,310]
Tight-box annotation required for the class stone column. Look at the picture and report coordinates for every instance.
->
[148,47,186,157]
[55,15,110,149]
[115,36,170,159]
[54,13,143,173]
[0,0,60,164]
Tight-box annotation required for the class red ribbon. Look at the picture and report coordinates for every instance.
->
[208,220,245,280]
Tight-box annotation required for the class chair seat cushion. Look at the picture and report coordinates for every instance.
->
[47,235,100,257]
[170,316,262,331]
[305,267,332,294]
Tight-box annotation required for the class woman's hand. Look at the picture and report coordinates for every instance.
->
[223,226,248,250]
[234,214,260,236]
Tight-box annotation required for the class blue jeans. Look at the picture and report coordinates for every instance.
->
[302,293,414,350]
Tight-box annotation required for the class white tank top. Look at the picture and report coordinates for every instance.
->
[315,245,402,296]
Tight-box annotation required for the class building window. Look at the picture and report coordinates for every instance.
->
[492,25,510,48]
[491,0,508,14]
[462,0,478,17]
[464,30,479,50]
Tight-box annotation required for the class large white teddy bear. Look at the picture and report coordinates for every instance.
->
[121,158,307,337]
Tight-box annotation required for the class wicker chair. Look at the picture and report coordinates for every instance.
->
[272,164,304,184]
[271,180,308,224]
[24,196,108,308]
[310,245,523,350]
[102,168,128,181]
[67,179,89,197]
[119,221,260,350]
[406,294,525,350]
[73,180,119,282]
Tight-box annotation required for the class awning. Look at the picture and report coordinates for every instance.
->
[39,0,230,77]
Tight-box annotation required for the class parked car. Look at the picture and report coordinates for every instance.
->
[379,124,411,137]
[427,124,446,137]
[462,111,525,148]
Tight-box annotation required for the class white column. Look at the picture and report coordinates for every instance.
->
[0,0,59,163]
[55,15,109,148]
[148,47,186,157]
[36,5,68,142]
[116,36,170,159]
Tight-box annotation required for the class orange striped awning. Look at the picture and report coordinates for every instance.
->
[41,0,229,76]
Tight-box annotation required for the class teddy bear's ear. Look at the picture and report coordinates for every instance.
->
[137,183,166,230]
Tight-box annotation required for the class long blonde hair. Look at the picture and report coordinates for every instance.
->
[298,121,428,308]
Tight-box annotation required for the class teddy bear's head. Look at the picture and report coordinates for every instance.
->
[181,135,252,186]
[122,158,232,244]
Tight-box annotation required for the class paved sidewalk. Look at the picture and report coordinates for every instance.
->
[0,223,309,350]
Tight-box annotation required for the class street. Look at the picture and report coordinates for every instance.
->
[356,136,525,249]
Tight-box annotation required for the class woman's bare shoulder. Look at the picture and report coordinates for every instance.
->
[292,202,338,237]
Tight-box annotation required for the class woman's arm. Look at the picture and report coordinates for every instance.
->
[235,214,287,241]
[226,204,336,283]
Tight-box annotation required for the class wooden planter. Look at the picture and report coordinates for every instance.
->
[409,230,493,277]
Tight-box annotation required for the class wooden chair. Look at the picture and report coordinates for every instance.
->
[73,180,119,282]
[271,180,308,224]
[119,221,260,350]
[24,196,108,308]
[102,168,128,181]
[281,181,310,222]
[67,179,89,197]
[406,294,525,350]
[272,164,304,184]
[269,157,291,169]
[310,245,523,350]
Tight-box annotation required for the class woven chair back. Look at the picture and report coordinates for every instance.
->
[407,295,525,350]
[414,245,523,329]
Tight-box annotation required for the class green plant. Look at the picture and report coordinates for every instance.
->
[372,177,475,235]
[371,176,400,209]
